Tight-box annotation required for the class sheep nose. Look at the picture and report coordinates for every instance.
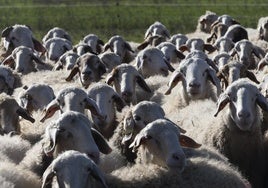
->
[172,153,181,161]
[238,110,250,119]
[189,81,200,89]
[240,56,247,62]
[121,91,132,98]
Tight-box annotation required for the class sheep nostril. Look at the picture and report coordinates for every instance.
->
[189,81,200,88]
[172,153,180,160]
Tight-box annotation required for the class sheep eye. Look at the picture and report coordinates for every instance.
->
[134,115,141,121]
[145,135,152,140]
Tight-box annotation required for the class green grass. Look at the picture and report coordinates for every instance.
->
[0,1,267,43]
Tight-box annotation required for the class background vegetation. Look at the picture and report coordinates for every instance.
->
[0,0,267,43]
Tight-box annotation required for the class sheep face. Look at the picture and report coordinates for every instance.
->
[144,21,170,39]
[0,66,17,95]
[215,79,268,131]
[169,34,188,51]
[42,151,108,188]
[83,34,104,54]
[99,52,122,73]
[214,37,234,53]
[106,64,151,105]
[42,27,71,43]
[55,51,79,71]
[135,47,175,78]
[44,37,72,62]
[157,42,185,64]
[43,112,110,164]
[87,83,125,132]
[130,119,200,170]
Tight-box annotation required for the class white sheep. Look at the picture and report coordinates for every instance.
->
[179,37,216,53]
[103,35,135,63]
[82,34,104,54]
[0,24,46,59]
[105,63,152,105]
[2,46,49,74]
[42,27,72,44]
[178,78,267,188]
[73,42,96,56]
[213,36,234,53]
[134,47,175,78]
[65,52,106,88]
[144,21,170,40]
[87,82,126,139]
[99,51,122,73]
[137,34,167,50]
[44,37,72,63]
[41,150,108,188]
[257,16,268,42]
[40,87,102,122]
[196,10,218,33]
[17,84,55,113]
[163,57,221,112]
[0,65,22,95]
[0,93,35,134]
[54,50,79,70]
[169,33,188,51]
[213,52,231,70]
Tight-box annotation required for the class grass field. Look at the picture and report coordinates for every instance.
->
[0,0,267,43]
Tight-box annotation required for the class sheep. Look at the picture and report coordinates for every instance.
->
[105,63,152,105]
[0,65,21,95]
[107,119,249,188]
[206,22,228,44]
[42,27,72,43]
[216,61,259,90]
[217,14,240,26]
[134,47,175,78]
[21,111,112,177]
[156,41,185,64]
[87,82,126,139]
[169,33,188,51]
[213,36,234,53]
[257,52,268,73]
[41,150,108,188]
[163,57,221,112]
[196,10,218,33]
[178,78,267,188]
[0,93,35,134]
[44,37,72,62]
[0,134,31,164]
[2,46,49,74]
[0,24,46,59]
[229,39,265,69]
[0,161,41,188]
[103,35,135,63]
[17,84,55,113]
[73,42,96,56]
[82,34,104,54]
[179,37,216,53]
[53,50,79,70]
[257,16,268,41]
[40,87,103,122]
[99,51,122,73]
[65,52,106,88]
[223,24,248,43]
[213,52,231,70]
[144,21,170,40]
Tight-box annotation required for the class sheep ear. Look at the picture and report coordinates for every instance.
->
[32,53,45,65]
[204,44,216,53]
[136,75,152,93]
[2,54,14,65]
[16,107,35,123]
[32,38,46,55]
[65,66,80,82]
[85,97,103,119]
[253,46,265,59]
[91,128,112,154]
[106,68,118,86]
[43,126,58,157]
[256,93,268,112]
[112,94,126,112]
[257,59,268,71]
[175,50,185,59]
[165,71,183,95]
[1,26,13,38]
[229,48,236,57]
[137,41,150,51]
[40,100,60,122]
[179,135,201,148]
[214,93,230,117]
[179,45,189,52]
[164,57,175,72]
[207,68,221,96]
[98,39,105,46]
[42,165,55,188]
[244,70,260,84]
[129,133,150,152]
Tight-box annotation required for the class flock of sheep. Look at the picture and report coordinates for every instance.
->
[1,9,268,188]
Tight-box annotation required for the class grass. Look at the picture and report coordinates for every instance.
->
[0,1,267,43]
